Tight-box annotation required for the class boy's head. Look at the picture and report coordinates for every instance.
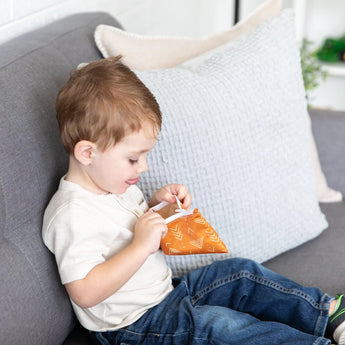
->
[56,56,161,154]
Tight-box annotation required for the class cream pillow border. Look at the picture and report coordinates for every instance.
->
[93,0,342,203]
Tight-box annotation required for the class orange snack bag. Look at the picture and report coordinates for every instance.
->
[150,197,228,256]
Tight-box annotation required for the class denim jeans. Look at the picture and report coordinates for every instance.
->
[89,258,333,345]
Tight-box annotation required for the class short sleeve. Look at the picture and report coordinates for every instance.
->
[44,202,123,284]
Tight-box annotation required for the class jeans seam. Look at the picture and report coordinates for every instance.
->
[123,330,212,344]
[121,329,191,337]
[314,293,332,337]
[313,336,330,345]
[190,270,328,312]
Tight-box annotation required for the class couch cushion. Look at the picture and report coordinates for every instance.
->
[309,109,345,197]
[0,12,121,345]
[264,201,345,296]
[264,110,345,296]
[136,9,327,277]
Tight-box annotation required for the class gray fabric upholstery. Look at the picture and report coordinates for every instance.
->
[264,108,345,297]
[309,109,345,196]
[1,10,344,345]
[0,12,121,345]
[264,201,345,296]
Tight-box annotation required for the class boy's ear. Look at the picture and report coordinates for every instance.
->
[74,140,96,165]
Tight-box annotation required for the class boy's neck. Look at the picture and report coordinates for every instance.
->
[65,155,108,195]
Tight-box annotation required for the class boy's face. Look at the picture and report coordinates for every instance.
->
[87,123,157,195]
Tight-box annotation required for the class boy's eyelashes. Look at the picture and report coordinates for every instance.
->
[128,151,151,165]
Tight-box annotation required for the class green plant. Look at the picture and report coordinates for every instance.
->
[300,38,328,107]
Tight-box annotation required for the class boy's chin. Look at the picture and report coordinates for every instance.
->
[112,183,131,195]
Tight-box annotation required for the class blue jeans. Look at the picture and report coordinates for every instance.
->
[90,258,333,345]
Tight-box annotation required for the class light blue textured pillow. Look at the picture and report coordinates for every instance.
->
[137,9,328,277]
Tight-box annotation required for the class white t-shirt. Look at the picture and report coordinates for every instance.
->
[42,178,173,331]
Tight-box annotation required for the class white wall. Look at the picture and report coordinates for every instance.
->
[0,0,234,45]
[1,0,344,110]
[0,0,138,44]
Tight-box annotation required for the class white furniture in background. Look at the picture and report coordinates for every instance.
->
[292,0,345,110]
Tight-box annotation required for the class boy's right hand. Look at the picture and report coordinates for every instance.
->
[133,212,167,255]
[65,212,167,309]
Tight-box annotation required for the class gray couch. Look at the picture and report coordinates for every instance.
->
[0,12,344,345]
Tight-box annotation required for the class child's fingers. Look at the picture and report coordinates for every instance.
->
[144,211,165,223]
[161,185,177,202]
[181,192,192,209]
[161,227,168,239]
[160,184,192,208]
[135,213,167,250]
[174,185,192,209]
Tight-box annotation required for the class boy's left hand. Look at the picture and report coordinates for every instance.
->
[149,184,192,210]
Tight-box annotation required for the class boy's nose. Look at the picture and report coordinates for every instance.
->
[137,158,148,174]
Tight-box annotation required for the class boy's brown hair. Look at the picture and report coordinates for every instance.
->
[56,56,162,154]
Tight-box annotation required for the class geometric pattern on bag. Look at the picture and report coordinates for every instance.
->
[150,198,228,255]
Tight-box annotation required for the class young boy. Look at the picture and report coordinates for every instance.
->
[43,57,345,345]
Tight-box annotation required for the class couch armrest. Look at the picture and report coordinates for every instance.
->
[310,108,345,195]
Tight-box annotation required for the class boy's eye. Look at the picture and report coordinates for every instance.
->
[129,159,138,165]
